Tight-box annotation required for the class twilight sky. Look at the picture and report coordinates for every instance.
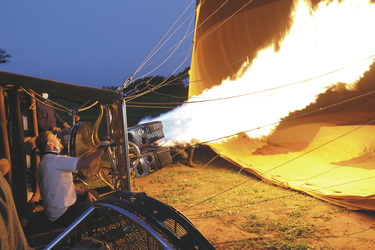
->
[1,0,196,89]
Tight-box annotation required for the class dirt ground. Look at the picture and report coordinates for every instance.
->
[133,146,375,249]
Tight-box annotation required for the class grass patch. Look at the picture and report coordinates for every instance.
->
[128,146,347,249]
[156,186,197,204]
[233,238,312,250]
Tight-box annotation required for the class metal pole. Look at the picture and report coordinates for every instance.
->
[121,99,131,191]
[30,92,41,202]
[44,206,95,250]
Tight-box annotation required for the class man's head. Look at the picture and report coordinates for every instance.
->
[35,131,63,154]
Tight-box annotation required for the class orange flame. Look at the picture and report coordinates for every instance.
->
[141,0,375,146]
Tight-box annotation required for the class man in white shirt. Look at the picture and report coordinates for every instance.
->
[35,131,110,227]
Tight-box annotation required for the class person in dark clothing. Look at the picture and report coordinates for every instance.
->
[36,93,70,134]
[170,144,197,168]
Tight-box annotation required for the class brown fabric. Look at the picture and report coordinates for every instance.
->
[0,173,30,250]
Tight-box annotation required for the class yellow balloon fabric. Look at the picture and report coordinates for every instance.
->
[190,0,295,97]
[190,0,375,210]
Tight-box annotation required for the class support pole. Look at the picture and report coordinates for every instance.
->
[114,99,131,191]
[121,99,131,191]
[8,88,27,219]
[30,92,41,202]
[0,85,12,182]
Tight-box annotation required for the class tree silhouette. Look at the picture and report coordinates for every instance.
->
[0,47,11,64]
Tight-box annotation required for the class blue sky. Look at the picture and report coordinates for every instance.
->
[1,1,196,89]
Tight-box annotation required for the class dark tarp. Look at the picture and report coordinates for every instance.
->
[0,71,122,105]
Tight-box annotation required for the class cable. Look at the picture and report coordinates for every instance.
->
[21,88,70,113]
[135,0,195,75]
[128,0,196,85]
[117,1,196,92]
[122,0,290,100]
[149,88,375,166]
[132,12,196,81]
[125,53,375,107]
[150,90,189,100]
[122,0,233,93]
[146,89,375,175]
[129,0,228,84]
[124,66,191,102]
[191,90,375,146]
[189,0,375,93]
[198,154,220,171]
[21,87,100,117]
[212,223,375,245]
[181,117,375,212]
[78,100,99,112]
[126,105,177,109]
[121,0,300,102]
[133,0,232,80]
[124,0,245,96]
[186,174,375,219]
[194,0,255,48]
[188,202,337,220]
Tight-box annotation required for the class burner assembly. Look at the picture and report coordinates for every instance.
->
[127,121,172,177]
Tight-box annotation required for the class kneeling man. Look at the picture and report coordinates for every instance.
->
[35,131,110,227]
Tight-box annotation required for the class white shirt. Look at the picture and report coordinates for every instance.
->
[38,153,79,221]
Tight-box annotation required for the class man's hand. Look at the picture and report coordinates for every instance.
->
[86,192,97,202]
[99,141,111,147]
[63,122,71,129]
[98,141,112,152]
[53,126,62,132]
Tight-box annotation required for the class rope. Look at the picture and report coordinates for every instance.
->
[123,0,228,95]
[120,0,263,100]
[21,88,70,113]
[212,224,375,246]
[125,0,196,88]
[198,154,220,171]
[187,167,375,219]
[132,11,196,82]
[92,105,104,144]
[127,47,192,101]
[125,53,375,106]
[120,0,292,100]
[126,105,177,109]
[21,87,100,117]
[134,0,195,75]
[77,100,99,112]
[194,0,255,48]
[150,89,189,100]
[124,69,190,102]
[190,0,375,90]
[162,89,374,150]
